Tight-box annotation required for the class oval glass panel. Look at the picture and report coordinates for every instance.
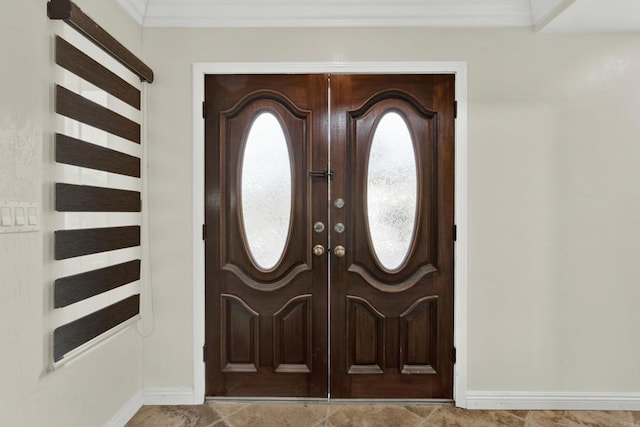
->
[241,112,292,271]
[366,112,418,271]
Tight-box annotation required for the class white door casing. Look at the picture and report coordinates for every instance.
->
[191,62,468,405]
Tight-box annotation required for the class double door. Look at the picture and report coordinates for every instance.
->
[204,74,455,399]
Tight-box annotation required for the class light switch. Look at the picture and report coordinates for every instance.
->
[27,207,38,225]
[0,202,38,233]
[1,207,12,226]
[15,207,26,226]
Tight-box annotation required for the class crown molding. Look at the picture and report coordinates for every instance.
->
[529,0,565,23]
[531,0,575,31]
[115,0,147,26]
[539,0,640,33]
[116,0,534,28]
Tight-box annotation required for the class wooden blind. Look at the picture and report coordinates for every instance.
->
[48,0,153,364]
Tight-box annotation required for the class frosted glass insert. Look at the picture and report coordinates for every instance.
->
[241,112,292,270]
[366,112,418,271]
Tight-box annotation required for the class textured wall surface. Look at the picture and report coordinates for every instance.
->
[0,1,144,425]
[142,27,640,394]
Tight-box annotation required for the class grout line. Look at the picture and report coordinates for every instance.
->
[210,402,249,426]
[327,405,342,417]
[312,416,327,427]
[627,412,639,427]
[423,406,439,425]
[417,408,433,427]
[323,404,332,425]
[312,403,331,427]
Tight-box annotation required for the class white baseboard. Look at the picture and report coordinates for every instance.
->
[466,391,640,410]
[109,388,640,426]
[105,389,144,427]
[106,387,196,427]
[142,387,196,405]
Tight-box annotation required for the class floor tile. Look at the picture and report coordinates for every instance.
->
[508,410,529,419]
[312,419,330,427]
[424,407,526,427]
[526,410,634,427]
[328,405,424,427]
[125,405,220,427]
[226,403,328,426]
[207,402,250,419]
[124,403,639,427]
[402,405,440,419]
[326,404,343,416]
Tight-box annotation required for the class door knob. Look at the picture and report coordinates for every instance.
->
[334,245,346,258]
[313,244,325,256]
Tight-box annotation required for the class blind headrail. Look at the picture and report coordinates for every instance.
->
[47,0,154,83]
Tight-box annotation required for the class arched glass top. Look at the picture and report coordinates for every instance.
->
[366,111,418,271]
[241,112,292,271]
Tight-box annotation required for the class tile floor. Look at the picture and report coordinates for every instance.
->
[126,402,640,427]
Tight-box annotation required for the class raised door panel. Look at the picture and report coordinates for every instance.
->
[220,294,259,373]
[273,295,313,373]
[346,296,385,374]
[399,296,438,374]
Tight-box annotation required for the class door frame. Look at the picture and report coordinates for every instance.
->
[191,62,469,406]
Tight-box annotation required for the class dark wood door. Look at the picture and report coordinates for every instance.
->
[204,75,329,397]
[330,74,455,398]
[205,73,455,399]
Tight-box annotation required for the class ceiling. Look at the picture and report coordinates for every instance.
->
[114,0,640,32]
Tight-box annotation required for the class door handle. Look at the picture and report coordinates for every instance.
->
[313,245,325,256]
[334,245,346,258]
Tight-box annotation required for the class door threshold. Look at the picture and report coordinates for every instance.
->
[205,397,454,405]
[206,397,330,404]
[327,399,453,405]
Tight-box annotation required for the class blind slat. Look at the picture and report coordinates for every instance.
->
[56,183,141,212]
[54,294,140,361]
[55,226,140,260]
[56,36,141,109]
[55,260,141,308]
[56,133,141,178]
[48,0,154,83]
[56,85,141,144]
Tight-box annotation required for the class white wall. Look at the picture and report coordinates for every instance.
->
[0,1,144,425]
[142,27,640,397]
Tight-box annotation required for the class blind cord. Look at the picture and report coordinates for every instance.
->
[137,82,155,338]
